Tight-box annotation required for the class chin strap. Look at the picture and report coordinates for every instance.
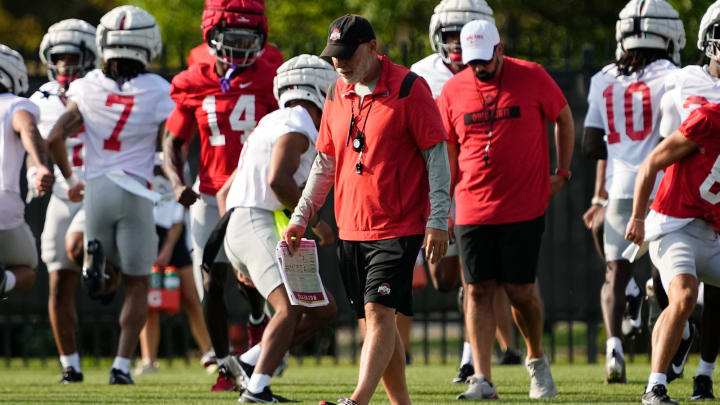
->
[219,63,238,93]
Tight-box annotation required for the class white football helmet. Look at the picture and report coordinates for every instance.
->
[273,54,338,110]
[699,1,720,61]
[429,0,495,64]
[615,0,686,64]
[0,44,28,95]
[96,5,162,68]
[39,19,98,84]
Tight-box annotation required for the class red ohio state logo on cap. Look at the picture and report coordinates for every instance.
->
[330,28,341,40]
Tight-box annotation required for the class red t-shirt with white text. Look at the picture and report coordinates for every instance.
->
[651,103,720,231]
[438,57,567,225]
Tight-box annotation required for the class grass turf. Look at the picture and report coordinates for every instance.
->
[0,355,717,404]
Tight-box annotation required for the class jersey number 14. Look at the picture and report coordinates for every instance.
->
[202,95,256,146]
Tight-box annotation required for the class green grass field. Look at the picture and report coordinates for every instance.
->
[1,355,718,404]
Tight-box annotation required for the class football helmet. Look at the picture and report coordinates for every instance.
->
[39,19,98,84]
[96,5,162,68]
[273,54,338,110]
[0,44,28,95]
[615,0,686,64]
[202,0,268,67]
[698,1,720,62]
[429,0,494,65]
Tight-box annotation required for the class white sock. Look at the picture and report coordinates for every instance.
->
[626,277,640,297]
[682,322,691,340]
[606,337,623,358]
[696,359,716,377]
[112,357,131,374]
[240,344,262,366]
[4,271,16,293]
[217,355,229,368]
[247,373,271,394]
[248,313,266,325]
[60,352,81,372]
[646,373,667,393]
[461,342,473,366]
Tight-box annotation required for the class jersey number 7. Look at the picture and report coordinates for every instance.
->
[103,94,135,151]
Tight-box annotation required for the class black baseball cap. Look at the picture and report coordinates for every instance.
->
[319,14,376,60]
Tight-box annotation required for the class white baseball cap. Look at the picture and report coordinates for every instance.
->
[460,19,500,64]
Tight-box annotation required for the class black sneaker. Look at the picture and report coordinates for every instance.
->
[452,363,474,384]
[499,348,522,365]
[60,367,83,383]
[622,292,644,338]
[642,384,678,405]
[83,239,107,300]
[667,323,695,383]
[109,368,134,385]
[239,386,292,403]
[691,375,714,400]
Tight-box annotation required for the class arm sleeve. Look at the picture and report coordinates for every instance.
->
[289,152,335,228]
[421,141,450,231]
[407,77,448,150]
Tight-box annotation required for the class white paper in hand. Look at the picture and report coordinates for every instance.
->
[275,238,329,307]
[622,242,649,263]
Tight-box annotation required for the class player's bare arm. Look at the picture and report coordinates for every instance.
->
[582,126,607,160]
[162,128,198,207]
[268,132,308,210]
[14,109,53,195]
[625,132,700,245]
[216,167,237,217]
[550,104,575,196]
[582,159,608,230]
[47,101,83,178]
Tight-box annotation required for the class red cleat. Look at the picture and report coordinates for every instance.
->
[210,367,237,392]
[247,315,269,348]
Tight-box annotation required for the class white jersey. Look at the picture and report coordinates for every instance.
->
[30,81,85,199]
[226,105,318,212]
[585,59,678,199]
[661,65,720,137]
[67,69,174,182]
[410,53,454,99]
[0,93,40,229]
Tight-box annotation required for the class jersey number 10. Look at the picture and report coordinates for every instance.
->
[602,82,652,144]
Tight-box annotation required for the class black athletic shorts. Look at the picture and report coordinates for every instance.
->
[156,226,192,268]
[456,215,544,284]
[337,234,424,319]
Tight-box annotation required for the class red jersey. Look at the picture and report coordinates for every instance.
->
[166,59,278,195]
[187,43,284,71]
[316,56,447,241]
[651,103,720,232]
[438,57,567,225]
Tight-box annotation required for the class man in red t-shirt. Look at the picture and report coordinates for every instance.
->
[161,0,279,394]
[626,104,720,405]
[437,20,574,400]
[283,15,450,405]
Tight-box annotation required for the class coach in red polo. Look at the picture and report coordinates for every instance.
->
[283,14,451,405]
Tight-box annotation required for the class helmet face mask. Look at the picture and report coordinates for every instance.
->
[39,19,98,84]
[211,27,265,67]
[48,52,85,85]
[704,23,720,61]
[429,0,495,65]
[434,27,463,64]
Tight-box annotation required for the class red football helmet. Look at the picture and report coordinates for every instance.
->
[202,0,268,67]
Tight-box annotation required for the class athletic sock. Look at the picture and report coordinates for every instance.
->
[461,341,473,366]
[240,344,262,366]
[682,322,690,340]
[247,373,270,394]
[626,277,640,297]
[606,337,623,358]
[646,373,667,393]
[4,271,15,293]
[112,357,130,374]
[696,359,716,377]
[60,352,81,372]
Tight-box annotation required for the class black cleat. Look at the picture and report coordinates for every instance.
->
[642,384,678,405]
[667,323,695,383]
[452,363,474,384]
[622,292,644,338]
[499,348,522,365]
[239,386,292,403]
[109,368,134,385]
[691,375,714,400]
[83,239,107,300]
[60,367,83,383]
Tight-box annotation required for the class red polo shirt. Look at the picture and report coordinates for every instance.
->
[316,55,447,241]
[438,57,567,225]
